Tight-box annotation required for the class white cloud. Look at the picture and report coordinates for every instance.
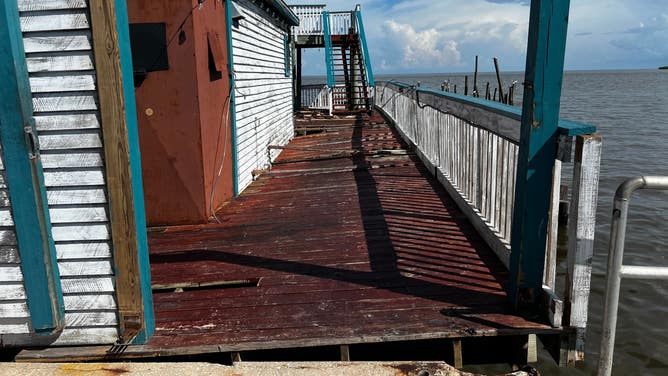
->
[381,20,462,69]
[288,0,668,73]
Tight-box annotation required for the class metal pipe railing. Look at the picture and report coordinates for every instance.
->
[598,176,668,376]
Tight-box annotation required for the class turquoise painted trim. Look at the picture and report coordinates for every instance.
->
[0,0,64,333]
[322,12,334,88]
[226,0,239,196]
[113,0,154,344]
[508,0,572,308]
[557,119,596,136]
[354,11,374,87]
[387,81,595,136]
[283,34,291,77]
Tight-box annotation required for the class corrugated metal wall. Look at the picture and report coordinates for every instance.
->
[232,0,294,192]
[1,0,120,345]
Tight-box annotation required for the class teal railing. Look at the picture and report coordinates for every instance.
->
[354,10,374,87]
[321,11,334,88]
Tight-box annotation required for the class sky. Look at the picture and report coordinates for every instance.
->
[287,0,668,75]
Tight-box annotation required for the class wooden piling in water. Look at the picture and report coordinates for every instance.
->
[473,55,479,97]
[464,76,469,96]
[493,57,505,103]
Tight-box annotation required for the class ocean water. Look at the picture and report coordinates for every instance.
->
[306,70,668,374]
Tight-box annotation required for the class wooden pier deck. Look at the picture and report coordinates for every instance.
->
[18,112,557,362]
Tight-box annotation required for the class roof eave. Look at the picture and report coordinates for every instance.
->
[264,0,300,26]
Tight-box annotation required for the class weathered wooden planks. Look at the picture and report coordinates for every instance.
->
[376,85,519,267]
[127,113,556,359]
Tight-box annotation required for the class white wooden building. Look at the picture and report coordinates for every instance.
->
[231,0,298,192]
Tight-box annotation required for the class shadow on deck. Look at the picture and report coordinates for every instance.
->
[16,112,557,363]
[144,112,556,355]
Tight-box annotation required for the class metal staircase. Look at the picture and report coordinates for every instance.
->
[323,8,374,112]
[291,5,374,114]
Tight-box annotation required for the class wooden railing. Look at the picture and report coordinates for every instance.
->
[376,82,602,358]
[300,84,330,110]
[291,6,353,37]
[290,5,326,35]
[327,11,353,35]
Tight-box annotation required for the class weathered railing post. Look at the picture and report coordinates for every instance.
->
[508,0,571,308]
[565,134,602,363]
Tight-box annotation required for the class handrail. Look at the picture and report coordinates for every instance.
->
[598,176,668,376]
[300,84,330,109]
[376,82,603,352]
[354,10,374,87]
[322,11,334,88]
[387,81,596,137]
[290,5,326,36]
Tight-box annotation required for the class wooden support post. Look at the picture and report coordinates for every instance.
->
[340,345,350,361]
[493,57,505,102]
[473,55,479,97]
[508,0,571,310]
[543,159,562,290]
[528,334,538,363]
[464,75,469,96]
[231,352,242,363]
[296,47,302,109]
[89,0,154,344]
[452,339,463,368]
[565,134,602,364]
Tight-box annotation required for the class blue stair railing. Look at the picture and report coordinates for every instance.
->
[322,11,334,88]
[354,9,374,87]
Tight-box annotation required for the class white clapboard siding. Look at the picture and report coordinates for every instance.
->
[27,52,95,73]
[13,1,119,345]
[39,132,102,150]
[0,247,21,264]
[29,73,96,93]
[233,0,294,192]
[56,242,111,260]
[19,10,90,33]
[0,146,31,336]
[41,152,104,169]
[18,0,87,12]
[47,188,107,205]
[34,113,100,131]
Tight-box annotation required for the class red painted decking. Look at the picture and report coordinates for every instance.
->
[144,112,554,354]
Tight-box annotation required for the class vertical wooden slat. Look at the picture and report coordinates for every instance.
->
[543,159,562,289]
[88,0,153,344]
[565,134,602,363]
[452,339,463,368]
[508,0,572,307]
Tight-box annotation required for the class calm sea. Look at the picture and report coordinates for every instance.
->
[307,70,668,375]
